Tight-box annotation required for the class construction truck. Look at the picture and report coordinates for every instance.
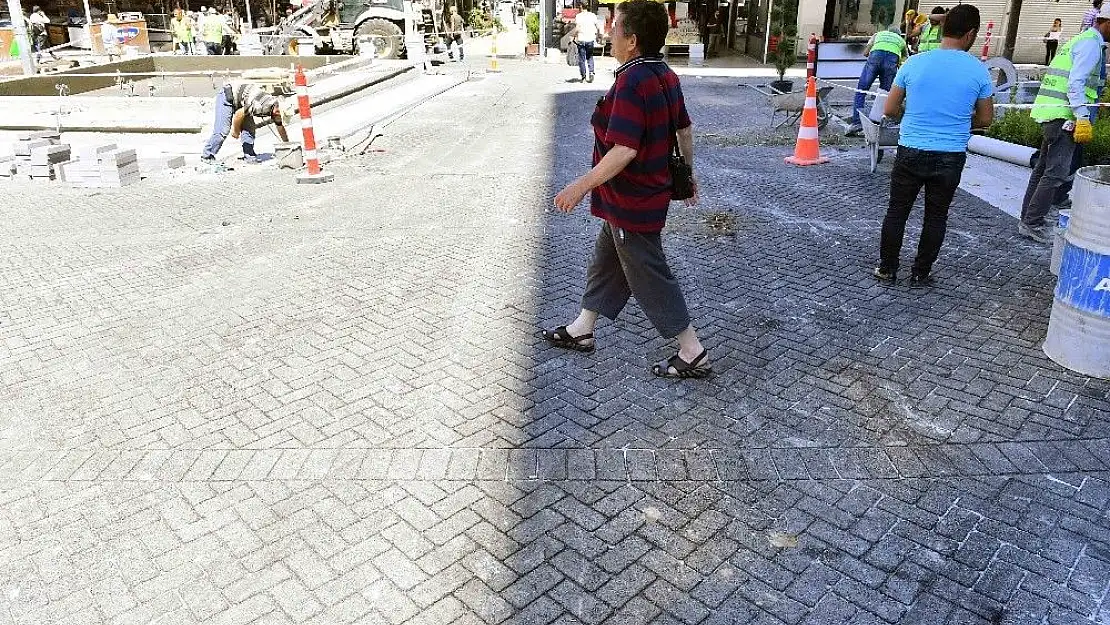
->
[262,0,446,59]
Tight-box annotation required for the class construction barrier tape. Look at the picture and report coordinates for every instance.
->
[814,76,1110,110]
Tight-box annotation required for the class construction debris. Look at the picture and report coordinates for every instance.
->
[139,155,187,177]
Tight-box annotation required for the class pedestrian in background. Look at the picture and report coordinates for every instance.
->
[100,14,121,59]
[874,3,993,287]
[547,0,710,379]
[192,11,205,54]
[1044,18,1063,65]
[1082,0,1104,30]
[570,1,599,82]
[28,6,50,59]
[846,25,907,136]
[446,5,465,61]
[1018,5,1110,243]
[222,8,238,54]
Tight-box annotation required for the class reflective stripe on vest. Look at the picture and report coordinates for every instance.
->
[918,23,942,52]
[871,30,906,56]
[1032,29,1105,123]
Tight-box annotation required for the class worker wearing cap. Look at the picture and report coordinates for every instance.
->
[201,81,290,164]
[915,6,945,53]
[202,7,224,55]
[1018,5,1110,243]
[846,25,907,135]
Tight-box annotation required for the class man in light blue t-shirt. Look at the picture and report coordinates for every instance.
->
[873,3,994,288]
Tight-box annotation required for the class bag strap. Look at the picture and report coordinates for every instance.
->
[646,62,681,158]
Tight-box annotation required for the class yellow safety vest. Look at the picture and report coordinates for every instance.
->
[871,30,906,56]
[918,23,942,52]
[1032,29,1106,123]
[170,18,192,42]
[202,16,223,43]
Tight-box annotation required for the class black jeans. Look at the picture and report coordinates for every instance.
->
[1045,41,1058,65]
[1022,119,1081,228]
[880,147,967,276]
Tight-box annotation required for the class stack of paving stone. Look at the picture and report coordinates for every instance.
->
[30,144,73,181]
[57,144,141,188]
[1,131,66,180]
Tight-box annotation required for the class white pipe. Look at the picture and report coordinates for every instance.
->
[6,0,37,75]
[967,134,1038,168]
[81,0,94,48]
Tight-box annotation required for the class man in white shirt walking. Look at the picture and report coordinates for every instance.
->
[570,1,599,82]
[28,6,51,60]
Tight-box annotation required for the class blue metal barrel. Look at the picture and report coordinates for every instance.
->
[1043,166,1110,378]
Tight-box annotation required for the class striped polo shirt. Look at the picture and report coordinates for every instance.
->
[227,81,279,118]
[590,55,691,234]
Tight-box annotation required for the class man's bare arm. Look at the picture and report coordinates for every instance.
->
[883,85,906,120]
[971,97,993,130]
[230,108,247,138]
[677,126,695,169]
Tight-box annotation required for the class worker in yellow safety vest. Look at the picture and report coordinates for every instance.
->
[202,7,224,55]
[847,27,907,135]
[1018,4,1109,243]
[170,9,194,54]
[915,6,946,53]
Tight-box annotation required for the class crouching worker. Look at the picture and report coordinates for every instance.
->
[201,81,290,164]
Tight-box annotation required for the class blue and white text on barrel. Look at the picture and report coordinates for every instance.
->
[1056,242,1110,316]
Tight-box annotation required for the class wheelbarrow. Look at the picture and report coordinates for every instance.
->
[857,90,900,173]
[747,83,834,129]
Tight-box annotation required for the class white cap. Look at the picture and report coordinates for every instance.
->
[1098,3,1110,19]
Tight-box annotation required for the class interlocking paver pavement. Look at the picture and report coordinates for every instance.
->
[1,61,1108,625]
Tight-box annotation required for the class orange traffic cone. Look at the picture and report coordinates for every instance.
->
[785,76,829,167]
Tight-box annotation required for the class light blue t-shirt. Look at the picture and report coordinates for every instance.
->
[893,49,993,152]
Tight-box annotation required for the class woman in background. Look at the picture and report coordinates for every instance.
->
[1044,18,1062,64]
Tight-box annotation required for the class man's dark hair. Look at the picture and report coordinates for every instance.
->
[930,5,946,14]
[1095,0,1103,9]
[618,0,669,55]
[943,3,979,38]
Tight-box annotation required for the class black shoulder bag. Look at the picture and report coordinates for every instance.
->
[649,63,694,201]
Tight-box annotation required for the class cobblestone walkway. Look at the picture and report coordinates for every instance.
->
[0,64,1108,625]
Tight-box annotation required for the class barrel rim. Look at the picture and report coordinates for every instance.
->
[1076,165,1110,188]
